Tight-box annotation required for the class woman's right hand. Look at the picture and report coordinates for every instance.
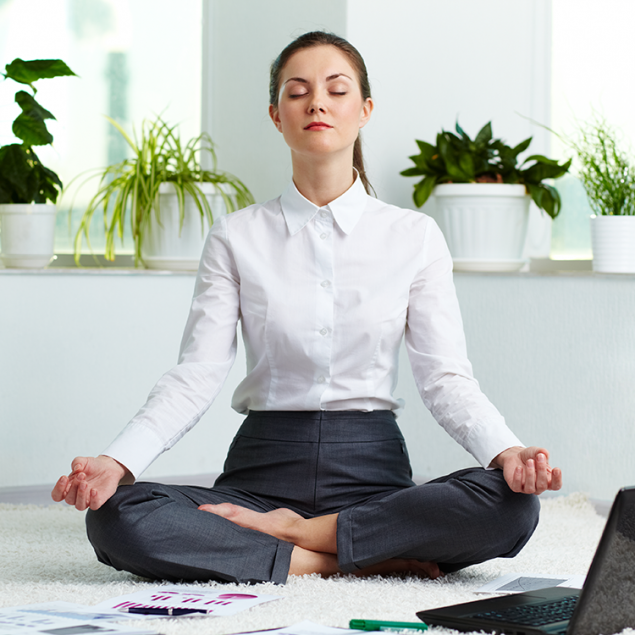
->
[51,455,133,511]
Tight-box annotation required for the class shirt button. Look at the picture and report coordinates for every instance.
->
[320,232,328,240]
[321,280,331,288]
[320,328,328,336]
[317,375,326,384]
[319,210,329,218]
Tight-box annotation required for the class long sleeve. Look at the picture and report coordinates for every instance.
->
[405,219,523,467]
[103,216,240,478]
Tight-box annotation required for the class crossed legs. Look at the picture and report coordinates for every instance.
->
[198,503,442,578]
[200,467,540,579]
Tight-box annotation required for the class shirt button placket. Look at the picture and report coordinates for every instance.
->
[314,207,334,396]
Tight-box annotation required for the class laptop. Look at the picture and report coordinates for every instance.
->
[416,486,635,635]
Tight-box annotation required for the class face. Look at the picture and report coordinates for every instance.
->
[269,45,373,160]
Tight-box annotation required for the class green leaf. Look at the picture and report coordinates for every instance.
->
[526,183,561,219]
[0,143,31,201]
[459,153,475,180]
[511,137,532,156]
[12,112,53,146]
[522,154,562,167]
[4,58,77,85]
[415,139,437,155]
[474,122,492,147]
[413,175,437,207]
[15,91,55,120]
[400,166,425,177]
[521,157,571,184]
[0,178,12,204]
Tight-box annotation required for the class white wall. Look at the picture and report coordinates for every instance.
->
[205,0,553,254]
[2,270,634,503]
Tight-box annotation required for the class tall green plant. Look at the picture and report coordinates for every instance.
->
[401,121,571,219]
[569,116,635,216]
[0,58,76,204]
[71,116,255,265]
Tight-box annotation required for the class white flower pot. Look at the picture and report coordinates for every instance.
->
[0,203,57,269]
[141,183,228,271]
[434,183,530,272]
[590,215,635,273]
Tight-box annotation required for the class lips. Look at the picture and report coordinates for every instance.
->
[304,122,333,130]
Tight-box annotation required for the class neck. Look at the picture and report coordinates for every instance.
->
[290,150,356,207]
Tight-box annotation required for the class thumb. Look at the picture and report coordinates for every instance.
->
[521,446,550,463]
[71,457,88,473]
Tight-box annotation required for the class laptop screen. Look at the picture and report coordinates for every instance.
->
[571,487,635,635]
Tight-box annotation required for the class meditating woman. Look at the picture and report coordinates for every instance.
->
[52,31,562,584]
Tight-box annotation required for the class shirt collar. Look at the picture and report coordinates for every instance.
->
[280,171,368,236]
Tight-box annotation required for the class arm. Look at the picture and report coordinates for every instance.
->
[52,217,242,505]
[405,219,562,490]
[405,218,522,467]
[100,217,241,478]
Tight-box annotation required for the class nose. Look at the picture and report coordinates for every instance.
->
[308,97,326,114]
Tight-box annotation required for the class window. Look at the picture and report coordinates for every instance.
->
[0,0,202,256]
[551,0,635,259]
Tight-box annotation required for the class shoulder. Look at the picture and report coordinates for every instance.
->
[211,196,283,237]
[364,196,442,239]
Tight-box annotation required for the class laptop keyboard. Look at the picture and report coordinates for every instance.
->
[471,595,578,626]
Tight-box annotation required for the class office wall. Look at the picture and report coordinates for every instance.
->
[2,271,634,503]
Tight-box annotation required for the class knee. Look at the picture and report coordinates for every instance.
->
[85,482,160,570]
[497,486,541,558]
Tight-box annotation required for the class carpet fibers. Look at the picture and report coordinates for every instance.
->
[0,494,626,635]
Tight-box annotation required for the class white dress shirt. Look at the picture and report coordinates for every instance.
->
[104,176,523,478]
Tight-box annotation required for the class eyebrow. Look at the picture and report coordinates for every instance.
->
[284,73,353,85]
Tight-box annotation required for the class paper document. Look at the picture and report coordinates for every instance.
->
[93,585,281,617]
[0,605,159,635]
[475,573,586,594]
[232,621,363,635]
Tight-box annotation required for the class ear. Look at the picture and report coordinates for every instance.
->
[269,104,283,132]
[359,97,374,130]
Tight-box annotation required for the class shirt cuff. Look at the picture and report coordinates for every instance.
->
[467,418,525,469]
[101,423,166,480]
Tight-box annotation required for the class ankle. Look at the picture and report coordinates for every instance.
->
[280,516,306,544]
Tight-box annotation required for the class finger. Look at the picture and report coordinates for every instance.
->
[509,465,524,493]
[75,480,90,511]
[534,453,549,494]
[51,476,68,502]
[70,457,88,475]
[89,489,104,511]
[65,478,83,507]
[524,458,536,494]
[550,467,563,491]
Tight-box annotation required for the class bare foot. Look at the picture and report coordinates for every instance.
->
[198,503,304,542]
[355,558,442,579]
[288,546,340,577]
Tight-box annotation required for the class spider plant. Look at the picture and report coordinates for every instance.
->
[71,116,254,265]
[401,121,571,219]
[569,116,635,216]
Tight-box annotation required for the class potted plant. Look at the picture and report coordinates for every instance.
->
[568,116,635,273]
[0,58,76,268]
[401,121,571,271]
[72,116,255,269]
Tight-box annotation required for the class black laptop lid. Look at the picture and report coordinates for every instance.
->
[567,486,635,635]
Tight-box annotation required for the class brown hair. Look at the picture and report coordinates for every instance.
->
[270,31,374,196]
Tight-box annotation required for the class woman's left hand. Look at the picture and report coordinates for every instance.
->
[491,446,562,495]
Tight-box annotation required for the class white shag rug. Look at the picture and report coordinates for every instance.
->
[0,494,622,635]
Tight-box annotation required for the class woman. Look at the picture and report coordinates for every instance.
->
[52,31,561,584]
